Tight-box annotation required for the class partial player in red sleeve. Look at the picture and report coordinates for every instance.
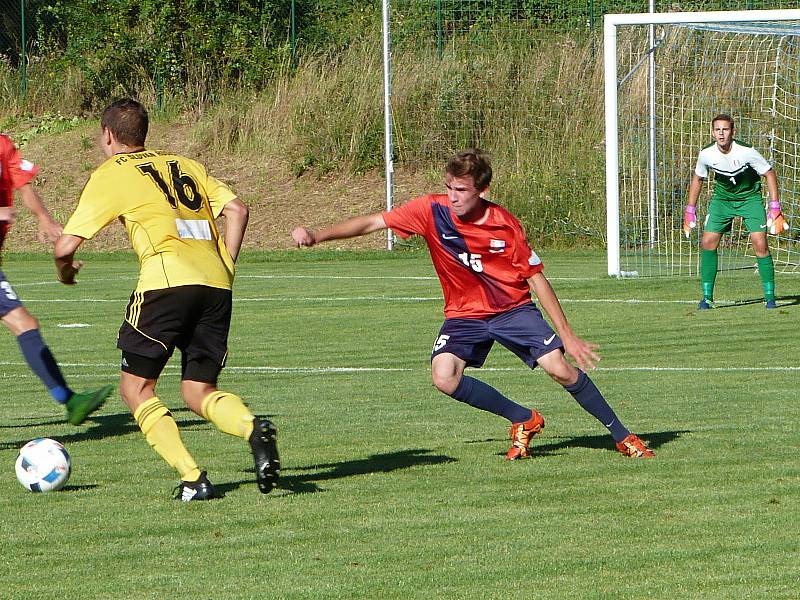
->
[292,149,653,459]
[0,133,112,425]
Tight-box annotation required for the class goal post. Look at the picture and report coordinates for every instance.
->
[605,9,800,277]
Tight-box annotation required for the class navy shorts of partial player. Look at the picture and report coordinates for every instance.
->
[431,302,564,368]
[117,285,232,383]
[0,271,24,317]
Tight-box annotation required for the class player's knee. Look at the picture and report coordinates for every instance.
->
[544,359,578,386]
[119,376,155,410]
[3,308,39,335]
[181,380,217,410]
[431,371,460,396]
[700,238,718,251]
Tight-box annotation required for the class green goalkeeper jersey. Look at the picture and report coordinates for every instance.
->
[694,139,772,201]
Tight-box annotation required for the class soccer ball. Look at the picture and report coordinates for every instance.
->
[15,438,72,493]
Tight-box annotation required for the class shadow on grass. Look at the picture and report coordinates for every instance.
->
[0,407,268,451]
[697,294,800,310]
[215,448,457,496]
[468,429,688,458]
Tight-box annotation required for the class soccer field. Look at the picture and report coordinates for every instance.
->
[0,250,797,599]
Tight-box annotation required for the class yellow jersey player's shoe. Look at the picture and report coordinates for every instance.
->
[249,418,280,493]
[615,434,655,458]
[65,384,113,425]
[506,409,545,460]
[174,471,216,501]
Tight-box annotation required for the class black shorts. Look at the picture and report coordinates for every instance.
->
[117,285,232,383]
[430,303,564,369]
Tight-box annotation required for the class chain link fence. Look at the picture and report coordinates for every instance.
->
[2,0,797,245]
[1,0,795,103]
[383,0,799,244]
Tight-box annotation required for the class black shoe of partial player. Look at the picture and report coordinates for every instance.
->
[174,471,216,502]
[249,418,280,494]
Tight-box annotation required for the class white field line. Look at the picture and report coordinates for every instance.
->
[9,273,600,288]
[0,362,797,374]
[237,275,600,282]
[18,296,729,305]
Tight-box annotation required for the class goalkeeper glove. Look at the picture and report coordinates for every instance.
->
[683,205,697,238]
[766,200,789,235]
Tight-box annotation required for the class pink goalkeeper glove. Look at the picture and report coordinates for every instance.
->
[683,205,696,238]
[766,200,789,235]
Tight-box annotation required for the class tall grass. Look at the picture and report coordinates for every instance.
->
[197,27,608,246]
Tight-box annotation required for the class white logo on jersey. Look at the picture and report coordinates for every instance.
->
[529,251,542,266]
[489,239,505,253]
[175,219,212,240]
[20,159,35,172]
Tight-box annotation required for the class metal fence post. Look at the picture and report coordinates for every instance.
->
[20,0,27,96]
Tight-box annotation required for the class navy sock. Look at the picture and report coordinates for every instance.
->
[564,371,629,442]
[449,375,532,423]
[17,329,72,404]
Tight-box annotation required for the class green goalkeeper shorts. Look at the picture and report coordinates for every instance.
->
[704,195,767,234]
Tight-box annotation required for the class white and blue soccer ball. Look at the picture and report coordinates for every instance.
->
[15,438,72,493]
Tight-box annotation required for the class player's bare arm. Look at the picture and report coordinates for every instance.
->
[0,206,16,224]
[762,169,789,234]
[292,213,387,247]
[220,198,248,263]
[528,271,600,371]
[53,234,85,285]
[683,174,704,238]
[18,184,63,243]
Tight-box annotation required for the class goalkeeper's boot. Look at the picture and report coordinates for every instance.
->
[249,417,280,494]
[765,299,778,309]
[616,434,655,458]
[506,409,545,460]
[65,384,113,425]
[697,298,714,310]
[174,471,216,501]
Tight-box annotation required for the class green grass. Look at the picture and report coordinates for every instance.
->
[0,250,798,599]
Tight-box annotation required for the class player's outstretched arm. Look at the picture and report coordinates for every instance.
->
[53,234,85,285]
[18,184,63,243]
[220,198,249,263]
[292,213,387,247]
[528,271,600,371]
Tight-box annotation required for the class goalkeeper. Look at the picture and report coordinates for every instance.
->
[683,113,786,309]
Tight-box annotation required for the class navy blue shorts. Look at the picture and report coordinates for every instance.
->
[431,303,564,369]
[0,271,24,318]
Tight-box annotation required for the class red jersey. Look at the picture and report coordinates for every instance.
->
[383,194,543,318]
[0,134,39,248]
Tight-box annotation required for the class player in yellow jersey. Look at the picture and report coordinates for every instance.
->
[53,99,279,501]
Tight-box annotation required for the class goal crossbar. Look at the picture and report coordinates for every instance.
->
[604,9,800,277]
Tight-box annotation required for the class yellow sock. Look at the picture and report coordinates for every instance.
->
[134,397,201,482]
[200,391,255,440]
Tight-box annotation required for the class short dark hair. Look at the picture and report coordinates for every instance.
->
[101,98,148,147]
[711,113,734,128]
[446,149,492,190]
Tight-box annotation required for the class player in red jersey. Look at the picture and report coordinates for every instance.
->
[292,149,653,459]
[0,134,112,424]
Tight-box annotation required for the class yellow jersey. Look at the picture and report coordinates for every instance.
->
[64,150,238,292]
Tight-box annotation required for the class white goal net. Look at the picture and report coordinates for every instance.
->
[605,10,800,277]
